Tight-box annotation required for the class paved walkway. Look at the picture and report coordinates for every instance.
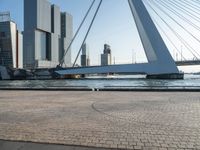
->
[0,140,112,150]
[0,91,200,150]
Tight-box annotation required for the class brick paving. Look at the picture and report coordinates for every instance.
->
[0,91,199,150]
[0,139,113,150]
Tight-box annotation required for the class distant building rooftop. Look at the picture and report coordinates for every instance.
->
[0,12,11,22]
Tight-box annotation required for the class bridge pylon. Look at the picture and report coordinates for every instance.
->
[56,0,183,79]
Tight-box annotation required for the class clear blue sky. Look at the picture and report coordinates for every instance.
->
[1,0,200,72]
[0,0,145,64]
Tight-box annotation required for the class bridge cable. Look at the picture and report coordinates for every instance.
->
[153,0,200,58]
[152,0,200,58]
[144,0,199,59]
[73,0,103,67]
[157,0,200,32]
[173,0,200,17]
[179,0,200,12]
[182,0,200,11]
[153,19,187,60]
[167,0,200,23]
[146,0,200,59]
[149,0,200,45]
[146,0,200,58]
[191,0,200,6]
[59,0,95,67]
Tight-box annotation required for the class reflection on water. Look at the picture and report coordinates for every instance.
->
[0,74,200,88]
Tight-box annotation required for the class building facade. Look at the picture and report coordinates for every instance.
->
[0,14,23,68]
[60,12,73,67]
[101,44,112,66]
[23,0,72,68]
[81,43,90,67]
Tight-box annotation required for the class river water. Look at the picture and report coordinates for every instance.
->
[0,74,200,89]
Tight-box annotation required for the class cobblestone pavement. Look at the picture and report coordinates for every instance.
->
[0,139,113,150]
[0,91,200,150]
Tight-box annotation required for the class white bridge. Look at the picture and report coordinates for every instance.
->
[56,0,184,79]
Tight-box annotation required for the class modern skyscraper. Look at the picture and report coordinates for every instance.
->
[0,12,23,68]
[101,44,112,66]
[60,12,73,67]
[23,0,72,69]
[81,43,90,67]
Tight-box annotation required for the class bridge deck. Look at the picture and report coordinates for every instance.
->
[176,60,200,66]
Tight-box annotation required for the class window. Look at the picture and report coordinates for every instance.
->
[0,32,6,37]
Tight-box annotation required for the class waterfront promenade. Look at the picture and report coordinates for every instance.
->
[0,91,199,150]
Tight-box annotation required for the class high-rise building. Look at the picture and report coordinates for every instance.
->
[101,44,112,66]
[60,12,73,67]
[0,12,23,68]
[81,43,90,67]
[23,0,72,68]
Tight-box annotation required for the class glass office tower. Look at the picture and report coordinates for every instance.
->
[0,13,23,69]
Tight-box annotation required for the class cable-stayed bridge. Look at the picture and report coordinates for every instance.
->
[145,0,200,66]
[176,60,200,66]
[56,0,200,79]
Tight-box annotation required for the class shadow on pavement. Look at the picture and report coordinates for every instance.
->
[0,140,114,150]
